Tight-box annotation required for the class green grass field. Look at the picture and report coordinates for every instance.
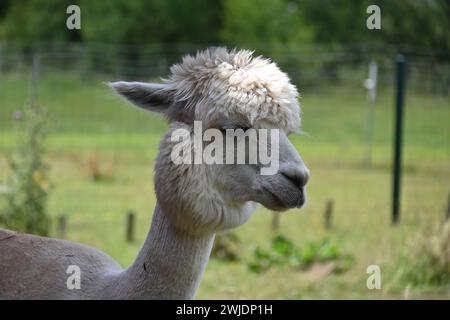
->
[1,72,449,299]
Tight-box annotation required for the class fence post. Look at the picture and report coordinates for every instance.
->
[30,52,40,109]
[271,212,280,231]
[57,215,67,239]
[446,192,450,222]
[392,54,406,225]
[126,210,135,243]
[324,199,334,230]
[0,43,3,81]
[364,61,378,165]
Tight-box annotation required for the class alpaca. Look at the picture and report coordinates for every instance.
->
[0,47,309,299]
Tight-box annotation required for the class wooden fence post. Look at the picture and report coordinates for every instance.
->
[324,199,334,230]
[271,212,280,232]
[446,192,450,222]
[57,215,67,239]
[126,210,135,243]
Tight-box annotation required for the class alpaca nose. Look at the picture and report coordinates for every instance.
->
[280,165,310,189]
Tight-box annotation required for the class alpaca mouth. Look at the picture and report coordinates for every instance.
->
[296,188,306,208]
[262,186,305,211]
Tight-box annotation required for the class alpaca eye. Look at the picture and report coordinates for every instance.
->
[235,126,251,132]
[219,126,250,133]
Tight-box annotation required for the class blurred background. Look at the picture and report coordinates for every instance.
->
[0,0,449,299]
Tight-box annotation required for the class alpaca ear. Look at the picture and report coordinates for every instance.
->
[109,81,172,113]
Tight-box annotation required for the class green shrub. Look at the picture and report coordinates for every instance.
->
[0,107,51,236]
[248,235,352,274]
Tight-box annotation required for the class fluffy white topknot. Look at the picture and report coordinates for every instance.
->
[164,47,301,133]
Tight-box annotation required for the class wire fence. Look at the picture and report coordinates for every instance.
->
[0,42,449,154]
[1,42,449,89]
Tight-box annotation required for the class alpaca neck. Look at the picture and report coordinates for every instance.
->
[113,203,215,299]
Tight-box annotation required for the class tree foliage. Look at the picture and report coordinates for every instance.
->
[0,0,222,45]
[0,0,447,54]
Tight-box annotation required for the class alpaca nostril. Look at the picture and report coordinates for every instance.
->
[281,167,309,189]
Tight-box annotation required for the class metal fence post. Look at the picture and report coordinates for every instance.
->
[392,55,406,225]
[30,52,40,109]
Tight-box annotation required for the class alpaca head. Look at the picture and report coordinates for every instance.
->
[110,47,309,235]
